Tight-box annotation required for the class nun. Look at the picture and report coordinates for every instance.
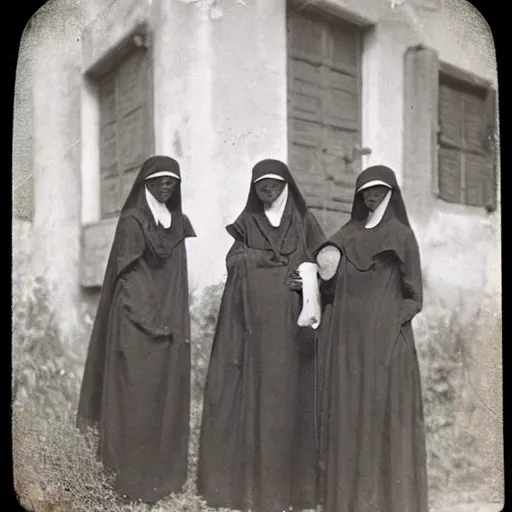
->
[313,165,428,512]
[197,159,326,512]
[76,156,196,504]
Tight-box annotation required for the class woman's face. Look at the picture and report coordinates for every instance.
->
[362,185,389,212]
[146,176,179,203]
[254,178,286,207]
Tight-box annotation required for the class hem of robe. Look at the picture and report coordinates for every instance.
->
[199,493,319,512]
[102,453,188,505]
[115,477,187,505]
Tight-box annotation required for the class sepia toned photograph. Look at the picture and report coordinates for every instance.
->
[11,0,502,511]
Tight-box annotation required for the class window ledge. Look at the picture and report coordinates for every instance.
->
[434,196,498,220]
[80,218,118,287]
[81,0,151,76]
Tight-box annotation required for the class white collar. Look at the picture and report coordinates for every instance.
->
[365,189,392,228]
[145,186,172,229]
[264,184,289,227]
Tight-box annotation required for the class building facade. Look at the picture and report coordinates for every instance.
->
[12,0,502,506]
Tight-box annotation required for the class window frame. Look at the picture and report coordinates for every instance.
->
[79,21,155,287]
[87,28,155,220]
[286,4,365,233]
[435,62,497,212]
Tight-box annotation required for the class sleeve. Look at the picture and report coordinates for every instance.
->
[121,266,173,338]
[115,216,172,338]
[226,215,246,243]
[224,224,253,335]
[313,227,344,259]
[225,217,249,271]
[399,230,423,324]
[225,216,287,269]
[114,216,146,280]
[226,240,247,271]
[226,240,288,270]
[182,214,197,238]
[319,277,336,306]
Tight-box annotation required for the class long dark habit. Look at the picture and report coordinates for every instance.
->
[315,165,428,512]
[76,156,196,504]
[197,159,326,512]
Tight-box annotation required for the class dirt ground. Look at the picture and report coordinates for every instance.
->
[430,502,503,512]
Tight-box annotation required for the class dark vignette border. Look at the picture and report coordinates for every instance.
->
[6,0,508,510]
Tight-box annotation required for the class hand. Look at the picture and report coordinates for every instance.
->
[268,254,289,267]
[287,270,303,291]
[247,250,288,268]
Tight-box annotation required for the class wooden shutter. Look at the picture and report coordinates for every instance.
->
[438,81,463,203]
[287,9,362,235]
[99,71,119,217]
[438,75,492,209]
[462,87,487,207]
[98,47,153,218]
[483,87,498,212]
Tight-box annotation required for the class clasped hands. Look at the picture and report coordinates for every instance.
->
[287,270,303,291]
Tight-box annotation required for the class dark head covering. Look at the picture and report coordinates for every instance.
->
[315,165,414,271]
[241,159,308,217]
[118,155,194,260]
[349,165,410,228]
[122,155,183,215]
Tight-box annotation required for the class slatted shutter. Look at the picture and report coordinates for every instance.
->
[98,46,154,218]
[287,9,363,235]
[438,81,463,203]
[483,87,498,212]
[437,75,496,209]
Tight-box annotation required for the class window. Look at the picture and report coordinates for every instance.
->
[97,46,154,218]
[287,8,363,233]
[437,74,497,209]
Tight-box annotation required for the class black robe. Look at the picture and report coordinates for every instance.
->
[76,156,196,504]
[316,165,429,512]
[197,159,326,512]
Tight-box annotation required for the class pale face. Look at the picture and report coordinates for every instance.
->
[254,178,286,207]
[362,185,389,212]
[145,176,178,203]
